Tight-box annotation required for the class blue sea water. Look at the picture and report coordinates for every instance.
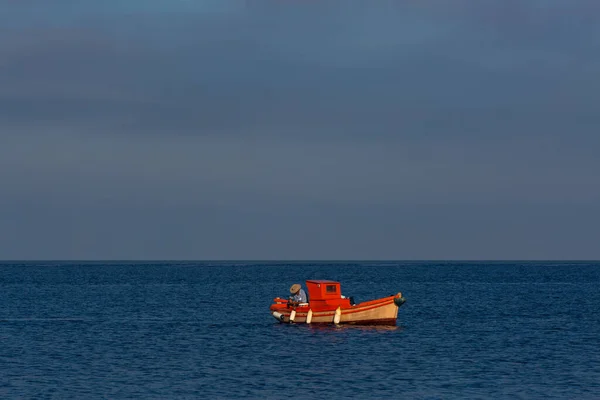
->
[1,261,599,399]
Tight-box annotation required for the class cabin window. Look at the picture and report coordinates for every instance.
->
[326,285,337,293]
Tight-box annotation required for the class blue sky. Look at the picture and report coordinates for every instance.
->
[1,1,599,259]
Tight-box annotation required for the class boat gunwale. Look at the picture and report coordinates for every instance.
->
[270,297,396,316]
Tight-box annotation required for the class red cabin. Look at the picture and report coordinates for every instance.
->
[305,280,351,310]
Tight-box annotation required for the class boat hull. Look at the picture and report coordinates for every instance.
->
[270,294,403,325]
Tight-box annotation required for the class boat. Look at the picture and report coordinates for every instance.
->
[269,280,406,325]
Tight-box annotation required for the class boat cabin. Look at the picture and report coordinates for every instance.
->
[306,280,351,309]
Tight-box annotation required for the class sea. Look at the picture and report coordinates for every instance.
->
[1,261,599,399]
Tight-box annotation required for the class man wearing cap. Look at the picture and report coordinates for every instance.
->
[289,283,307,304]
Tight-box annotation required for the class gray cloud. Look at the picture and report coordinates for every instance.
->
[2,1,599,136]
[1,1,599,259]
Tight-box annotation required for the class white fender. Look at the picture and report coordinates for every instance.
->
[290,309,296,323]
[306,309,313,324]
[272,311,285,322]
[333,306,341,324]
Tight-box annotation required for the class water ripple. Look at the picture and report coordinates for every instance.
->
[1,261,599,399]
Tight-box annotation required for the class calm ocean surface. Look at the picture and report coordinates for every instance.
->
[1,261,599,399]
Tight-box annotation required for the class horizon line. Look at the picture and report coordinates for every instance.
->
[1,259,599,263]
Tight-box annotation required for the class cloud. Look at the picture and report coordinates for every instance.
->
[2,1,599,137]
[1,1,599,259]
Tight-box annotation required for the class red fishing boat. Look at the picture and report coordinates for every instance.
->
[269,280,406,325]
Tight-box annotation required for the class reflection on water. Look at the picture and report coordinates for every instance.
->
[272,321,403,333]
[307,323,402,332]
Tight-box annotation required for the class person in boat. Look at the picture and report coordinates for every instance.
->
[289,283,307,305]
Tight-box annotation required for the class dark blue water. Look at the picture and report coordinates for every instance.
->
[1,261,600,399]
